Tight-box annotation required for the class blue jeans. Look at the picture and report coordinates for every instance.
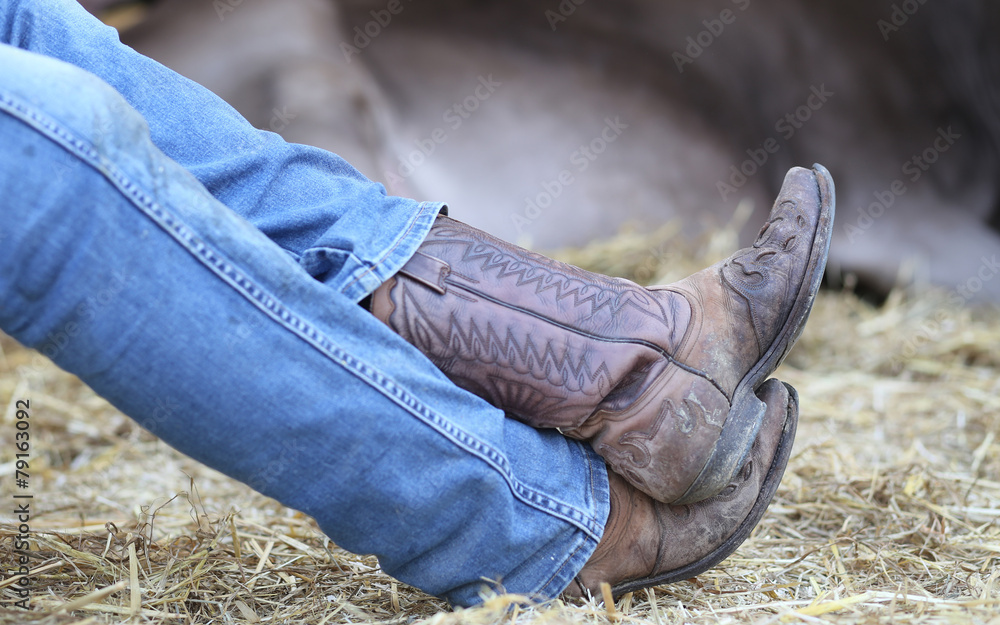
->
[0,0,607,606]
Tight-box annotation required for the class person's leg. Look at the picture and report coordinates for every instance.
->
[0,0,431,302]
[0,0,831,509]
[0,43,606,606]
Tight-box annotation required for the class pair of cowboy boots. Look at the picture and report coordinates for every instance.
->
[368,165,834,595]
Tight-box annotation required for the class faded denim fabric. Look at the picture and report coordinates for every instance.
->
[0,0,607,606]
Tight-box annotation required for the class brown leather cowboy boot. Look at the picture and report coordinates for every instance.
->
[371,165,833,504]
[565,378,797,598]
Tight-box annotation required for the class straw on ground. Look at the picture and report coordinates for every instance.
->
[2,222,998,624]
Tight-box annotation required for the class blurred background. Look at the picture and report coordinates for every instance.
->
[82,0,1000,301]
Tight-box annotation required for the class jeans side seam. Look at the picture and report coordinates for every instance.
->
[531,450,606,598]
[0,90,602,542]
[536,540,590,599]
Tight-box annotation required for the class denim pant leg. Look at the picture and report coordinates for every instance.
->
[0,44,608,606]
[0,0,428,302]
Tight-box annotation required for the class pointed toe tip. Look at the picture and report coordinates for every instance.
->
[811,162,836,216]
[754,377,788,405]
[811,162,831,179]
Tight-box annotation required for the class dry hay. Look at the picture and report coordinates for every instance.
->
[2,220,999,625]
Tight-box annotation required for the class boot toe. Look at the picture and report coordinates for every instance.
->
[617,378,796,596]
[567,378,797,599]
[719,164,833,356]
[666,164,832,504]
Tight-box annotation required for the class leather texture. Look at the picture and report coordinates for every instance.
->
[372,164,834,504]
[565,378,798,598]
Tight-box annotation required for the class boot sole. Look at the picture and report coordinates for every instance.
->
[611,382,799,597]
[675,164,833,504]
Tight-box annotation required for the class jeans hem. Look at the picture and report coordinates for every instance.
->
[338,200,447,302]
